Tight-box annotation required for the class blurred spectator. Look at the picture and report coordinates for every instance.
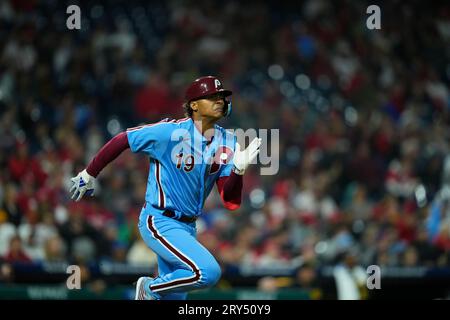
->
[333,251,367,300]
[257,276,279,293]
[2,183,22,226]
[58,203,103,263]
[43,235,66,262]
[401,246,420,267]
[411,226,441,267]
[18,210,57,260]
[291,263,322,299]
[3,235,32,264]
[127,238,158,267]
[8,140,46,186]
[71,237,97,264]
[0,260,14,284]
[0,209,16,257]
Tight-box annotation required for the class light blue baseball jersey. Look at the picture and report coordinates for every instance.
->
[126,118,236,219]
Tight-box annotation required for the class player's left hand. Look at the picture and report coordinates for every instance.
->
[70,169,95,201]
[233,137,262,175]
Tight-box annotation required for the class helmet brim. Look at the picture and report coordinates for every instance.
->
[218,89,232,97]
[189,89,232,102]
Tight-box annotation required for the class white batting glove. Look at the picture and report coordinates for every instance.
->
[70,169,95,201]
[233,137,262,175]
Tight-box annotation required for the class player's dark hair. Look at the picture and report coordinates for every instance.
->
[183,102,194,118]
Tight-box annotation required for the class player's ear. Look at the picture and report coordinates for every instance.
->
[190,101,199,112]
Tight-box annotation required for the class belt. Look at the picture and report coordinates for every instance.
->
[163,210,197,223]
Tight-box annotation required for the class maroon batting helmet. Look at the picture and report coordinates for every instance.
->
[185,76,232,102]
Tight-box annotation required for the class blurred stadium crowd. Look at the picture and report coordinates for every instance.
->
[0,0,449,290]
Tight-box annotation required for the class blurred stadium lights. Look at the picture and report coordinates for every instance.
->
[249,188,266,209]
[344,106,358,126]
[106,118,122,136]
[415,184,428,208]
[15,129,26,144]
[306,88,318,104]
[295,74,311,90]
[30,106,41,122]
[280,80,296,98]
[314,241,328,255]
[315,96,330,113]
[268,64,284,80]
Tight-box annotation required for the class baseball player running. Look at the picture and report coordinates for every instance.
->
[70,76,261,300]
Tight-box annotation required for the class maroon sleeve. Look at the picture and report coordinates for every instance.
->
[86,132,130,178]
[216,171,243,211]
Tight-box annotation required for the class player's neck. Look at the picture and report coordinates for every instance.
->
[192,117,216,137]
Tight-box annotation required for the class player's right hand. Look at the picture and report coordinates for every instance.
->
[233,137,262,175]
[70,169,95,201]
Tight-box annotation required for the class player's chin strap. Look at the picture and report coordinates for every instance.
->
[223,99,232,117]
